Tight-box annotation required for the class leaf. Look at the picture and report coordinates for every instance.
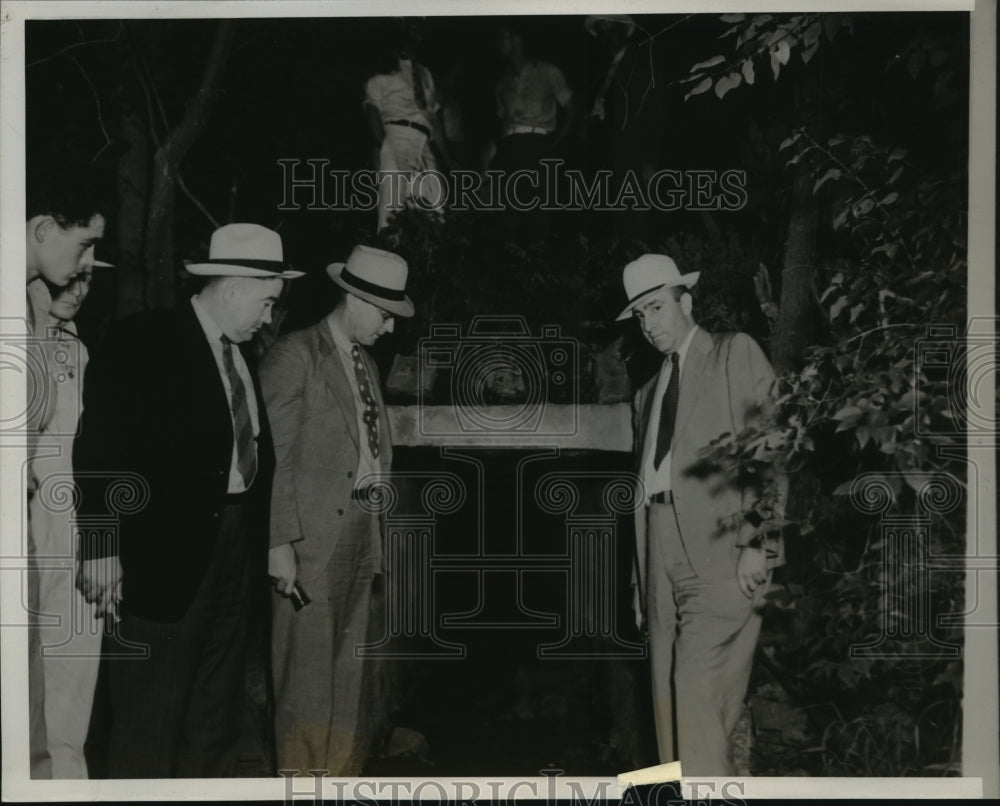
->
[853,198,875,216]
[741,58,755,85]
[770,50,781,80]
[684,77,713,101]
[779,132,801,151]
[803,20,822,46]
[850,302,865,323]
[888,148,907,162]
[888,166,904,183]
[715,71,743,98]
[833,207,849,230]
[691,55,726,72]
[832,480,854,496]
[829,296,848,320]
[775,40,791,65]
[833,405,862,421]
[720,13,745,22]
[880,191,899,205]
[814,167,842,193]
[802,41,819,64]
[823,15,841,42]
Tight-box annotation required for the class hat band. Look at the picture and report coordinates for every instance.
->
[202,258,289,273]
[340,267,406,302]
[626,283,667,307]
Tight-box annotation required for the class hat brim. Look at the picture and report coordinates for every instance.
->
[327,262,415,318]
[92,259,114,268]
[614,271,700,321]
[186,261,304,279]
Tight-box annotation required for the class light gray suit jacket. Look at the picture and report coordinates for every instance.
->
[632,328,783,602]
[260,318,393,580]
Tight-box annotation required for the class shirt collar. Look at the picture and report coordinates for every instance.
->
[667,324,699,370]
[190,294,225,346]
[327,314,356,357]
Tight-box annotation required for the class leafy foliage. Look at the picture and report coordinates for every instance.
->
[687,12,972,776]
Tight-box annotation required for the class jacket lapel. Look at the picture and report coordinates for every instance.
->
[673,327,713,444]
[317,320,360,450]
[636,368,660,468]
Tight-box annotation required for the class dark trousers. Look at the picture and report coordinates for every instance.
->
[101,499,252,778]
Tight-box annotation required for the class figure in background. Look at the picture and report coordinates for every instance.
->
[364,19,448,231]
[24,172,107,779]
[74,224,302,777]
[618,254,784,775]
[263,245,414,776]
[491,21,577,174]
[30,256,111,778]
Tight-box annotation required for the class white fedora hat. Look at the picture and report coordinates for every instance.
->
[327,245,415,318]
[186,223,304,279]
[615,254,699,321]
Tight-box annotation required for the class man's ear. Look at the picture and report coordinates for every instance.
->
[680,291,693,317]
[30,215,56,244]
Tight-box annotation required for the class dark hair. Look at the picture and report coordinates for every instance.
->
[26,163,104,228]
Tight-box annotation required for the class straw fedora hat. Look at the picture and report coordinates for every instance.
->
[326,245,415,318]
[615,254,700,321]
[186,223,304,278]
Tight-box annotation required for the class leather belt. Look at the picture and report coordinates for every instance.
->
[504,124,553,137]
[387,119,431,137]
[649,490,674,505]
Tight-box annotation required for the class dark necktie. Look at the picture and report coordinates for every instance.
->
[411,62,427,111]
[653,352,680,470]
[351,344,381,459]
[220,336,257,487]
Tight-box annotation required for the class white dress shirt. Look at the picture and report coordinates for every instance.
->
[641,324,699,502]
[190,295,260,494]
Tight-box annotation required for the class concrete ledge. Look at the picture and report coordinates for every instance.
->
[388,404,632,451]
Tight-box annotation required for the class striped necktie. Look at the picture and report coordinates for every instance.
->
[221,336,257,487]
[653,352,680,470]
[351,344,381,459]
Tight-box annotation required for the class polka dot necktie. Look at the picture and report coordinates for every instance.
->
[220,336,257,487]
[351,344,380,459]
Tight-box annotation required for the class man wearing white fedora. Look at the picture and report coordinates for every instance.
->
[618,253,783,775]
[261,244,413,776]
[74,223,302,777]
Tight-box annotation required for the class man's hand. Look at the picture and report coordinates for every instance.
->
[269,543,298,595]
[736,546,768,599]
[76,556,122,617]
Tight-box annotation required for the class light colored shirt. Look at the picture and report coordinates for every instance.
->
[364,59,438,128]
[641,325,699,502]
[496,60,573,134]
[190,295,260,494]
[327,317,382,490]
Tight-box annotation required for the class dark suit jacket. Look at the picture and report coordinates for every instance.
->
[259,317,392,580]
[632,328,783,597]
[74,301,274,622]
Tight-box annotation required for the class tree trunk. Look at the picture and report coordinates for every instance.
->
[770,160,818,373]
[143,20,234,310]
[116,108,149,317]
[771,69,821,374]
